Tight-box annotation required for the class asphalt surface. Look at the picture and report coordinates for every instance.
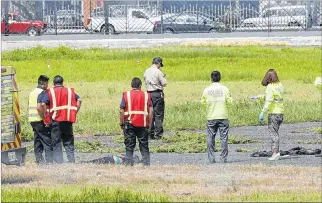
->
[2,30,321,41]
[24,122,322,167]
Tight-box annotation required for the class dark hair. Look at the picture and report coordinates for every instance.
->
[152,57,163,67]
[53,75,64,85]
[211,71,221,82]
[131,77,142,88]
[38,75,49,85]
[261,69,279,86]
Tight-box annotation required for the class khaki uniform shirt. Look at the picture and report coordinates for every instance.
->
[144,65,167,91]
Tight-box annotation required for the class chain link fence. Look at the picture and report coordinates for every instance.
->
[1,0,321,36]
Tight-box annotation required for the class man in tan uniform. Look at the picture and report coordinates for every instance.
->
[143,57,167,139]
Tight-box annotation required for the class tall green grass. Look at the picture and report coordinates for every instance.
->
[2,46,321,83]
[1,186,170,202]
[2,187,321,202]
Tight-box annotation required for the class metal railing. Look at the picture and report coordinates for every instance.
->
[1,0,321,36]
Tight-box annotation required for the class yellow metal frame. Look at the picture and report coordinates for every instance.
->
[1,66,22,151]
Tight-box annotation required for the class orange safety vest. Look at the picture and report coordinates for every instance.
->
[123,90,150,127]
[47,87,78,123]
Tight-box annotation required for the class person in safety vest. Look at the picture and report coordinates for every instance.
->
[143,57,167,140]
[314,76,322,90]
[250,69,284,161]
[28,75,53,164]
[41,75,82,163]
[201,71,233,164]
[120,77,153,166]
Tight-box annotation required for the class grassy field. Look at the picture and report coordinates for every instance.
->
[2,46,321,142]
[1,45,322,202]
[1,164,321,202]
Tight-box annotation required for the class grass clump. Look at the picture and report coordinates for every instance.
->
[1,186,170,202]
[310,127,322,134]
[236,148,252,152]
[296,139,322,145]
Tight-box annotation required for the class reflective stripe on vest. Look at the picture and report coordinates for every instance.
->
[28,88,43,122]
[125,91,148,127]
[49,87,77,122]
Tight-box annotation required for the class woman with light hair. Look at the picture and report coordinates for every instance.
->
[250,69,285,161]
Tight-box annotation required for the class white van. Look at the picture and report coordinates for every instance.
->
[242,5,307,27]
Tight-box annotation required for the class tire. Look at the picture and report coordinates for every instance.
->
[164,28,174,34]
[101,24,115,35]
[27,27,39,36]
[209,28,217,33]
[288,22,300,26]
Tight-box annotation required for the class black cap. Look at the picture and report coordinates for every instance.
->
[152,57,163,67]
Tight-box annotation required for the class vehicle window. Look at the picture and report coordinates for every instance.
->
[186,15,198,23]
[265,9,278,17]
[12,14,23,21]
[279,9,291,17]
[174,15,187,23]
[132,11,147,19]
[198,16,212,24]
[291,8,306,16]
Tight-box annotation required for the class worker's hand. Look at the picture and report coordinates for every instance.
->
[259,112,264,122]
[250,96,258,100]
[120,123,125,130]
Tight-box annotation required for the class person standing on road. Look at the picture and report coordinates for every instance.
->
[28,75,53,164]
[250,69,284,161]
[143,57,167,140]
[201,71,233,163]
[120,77,153,166]
[41,75,82,163]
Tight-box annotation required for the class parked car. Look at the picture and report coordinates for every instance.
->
[1,12,47,36]
[241,6,307,28]
[153,13,229,34]
[86,8,172,34]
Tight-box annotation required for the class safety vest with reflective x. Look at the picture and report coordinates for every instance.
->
[123,90,150,127]
[28,88,44,122]
[47,87,78,123]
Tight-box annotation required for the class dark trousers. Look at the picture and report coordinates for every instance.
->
[123,123,150,166]
[206,119,229,163]
[149,91,165,139]
[51,121,75,163]
[30,121,53,164]
[268,114,284,153]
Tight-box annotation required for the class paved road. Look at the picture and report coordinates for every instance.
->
[23,122,322,167]
[2,30,321,41]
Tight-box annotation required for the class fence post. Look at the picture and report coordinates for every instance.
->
[35,0,43,20]
[306,1,313,29]
[160,0,163,34]
[3,0,9,36]
[54,0,58,35]
[268,0,271,33]
[104,0,109,35]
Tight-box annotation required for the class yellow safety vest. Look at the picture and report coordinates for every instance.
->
[28,88,43,122]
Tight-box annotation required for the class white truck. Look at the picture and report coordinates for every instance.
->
[241,6,307,28]
[86,8,171,34]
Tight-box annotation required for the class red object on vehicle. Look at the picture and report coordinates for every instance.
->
[123,90,151,127]
[47,87,78,123]
[1,12,47,36]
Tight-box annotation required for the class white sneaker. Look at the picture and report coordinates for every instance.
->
[268,153,281,161]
